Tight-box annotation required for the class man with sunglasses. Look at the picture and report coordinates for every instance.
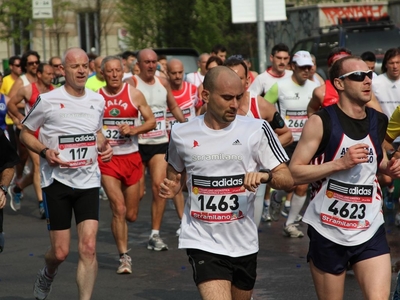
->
[6,50,40,203]
[264,50,318,238]
[290,56,395,299]
[49,56,65,86]
[307,47,382,117]
[1,56,22,96]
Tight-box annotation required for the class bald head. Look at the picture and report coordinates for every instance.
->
[199,53,210,74]
[137,49,157,62]
[167,58,183,72]
[203,66,241,93]
[167,58,184,90]
[62,47,88,65]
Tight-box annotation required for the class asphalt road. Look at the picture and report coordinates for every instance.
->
[1,182,399,300]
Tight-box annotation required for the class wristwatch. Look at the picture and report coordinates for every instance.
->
[0,185,7,196]
[259,169,273,183]
[40,147,49,159]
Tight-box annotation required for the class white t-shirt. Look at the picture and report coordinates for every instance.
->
[167,115,288,257]
[248,69,292,96]
[22,86,105,189]
[185,72,204,87]
[372,73,400,118]
[266,78,317,142]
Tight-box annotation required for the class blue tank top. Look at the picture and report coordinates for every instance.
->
[0,94,7,130]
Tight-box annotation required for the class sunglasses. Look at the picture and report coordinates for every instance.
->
[52,64,61,68]
[339,70,373,82]
[12,64,21,67]
[27,61,40,66]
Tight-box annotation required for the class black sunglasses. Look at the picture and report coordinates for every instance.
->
[339,70,373,82]
[27,61,40,66]
[12,64,21,67]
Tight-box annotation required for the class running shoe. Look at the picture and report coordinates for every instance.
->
[8,185,21,211]
[147,234,168,251]
[117,253,132,274]
[261,204,272,222]
[281,205,290,217]
[269,190,282,221]
[395,213,400,227]
[99,187,108,201]
[33,268,55,300]
[39,202,46,220]
[283,223,304,238]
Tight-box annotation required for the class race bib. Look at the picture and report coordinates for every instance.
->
[140,110,167,139]
[190,174,247,223]
[103,118,135,147]
[285,110,307,133]
[320,179,373,230]
[58,133,97,168]
[166,107,193,131]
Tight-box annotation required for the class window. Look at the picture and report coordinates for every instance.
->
[77,11,99,53]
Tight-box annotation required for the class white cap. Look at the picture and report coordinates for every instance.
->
[292,51,314,66]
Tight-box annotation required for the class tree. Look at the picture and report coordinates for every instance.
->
[0,0,34,54]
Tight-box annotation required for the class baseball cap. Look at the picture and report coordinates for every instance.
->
[292,51,314,66]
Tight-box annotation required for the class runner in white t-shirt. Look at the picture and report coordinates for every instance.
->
[248,43,292,97]
[265,50,318,238]
[20,47,113,300]
[159,66,293,300]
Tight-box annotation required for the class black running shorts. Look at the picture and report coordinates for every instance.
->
[187,248,257,291]
[42,180,99,230]
[307,224,389,274]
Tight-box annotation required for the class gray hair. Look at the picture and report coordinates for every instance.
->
[101,55,123,72]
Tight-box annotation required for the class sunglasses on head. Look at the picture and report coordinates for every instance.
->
[27,61,39,66]
[339,70,373,82]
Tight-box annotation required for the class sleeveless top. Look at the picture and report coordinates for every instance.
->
[245,92,261,119]
[99,83,140,155]
[303,105,384,246]
[322,80,339,108]
[0,94,7,130]
[134,75,169,145]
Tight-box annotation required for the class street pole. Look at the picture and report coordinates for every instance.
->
[256,0,266,73]
[42,19,46,62]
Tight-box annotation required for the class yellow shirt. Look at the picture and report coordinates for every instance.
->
[85,76,106,92]
[387,105,400,140]
[0,75,16,125]
[1,75,15,96]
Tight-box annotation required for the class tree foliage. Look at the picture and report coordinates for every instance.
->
[0,0,33,52]
[117,0,257,57]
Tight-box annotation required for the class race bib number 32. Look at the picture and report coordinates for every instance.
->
[190,174,247,223]
[58,133,97,168]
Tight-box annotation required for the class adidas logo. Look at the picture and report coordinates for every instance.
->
[232,139,241,145]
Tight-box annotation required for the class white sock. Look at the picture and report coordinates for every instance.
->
[284,200,291,207]
[286,194,307,225]
[264,199,270,206]
[150,230,159,237]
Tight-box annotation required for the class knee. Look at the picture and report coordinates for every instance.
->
[126,212,138,223]
[79,239,96,260]
[52,247,69,263]
[111,202,127,218]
